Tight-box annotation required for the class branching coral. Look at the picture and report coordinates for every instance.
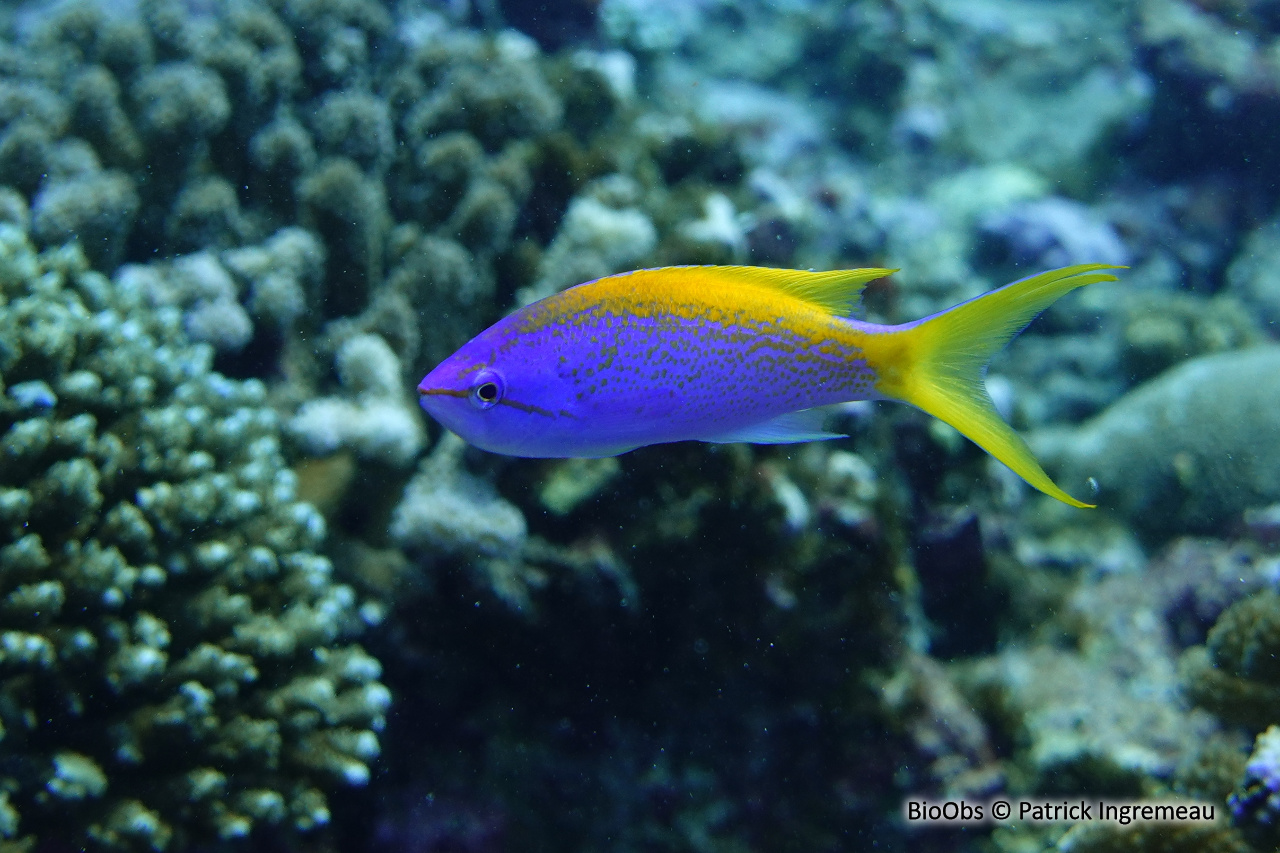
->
[390,433,531,606]
[0,227,387,851]
[289,332,425,467]
[0,0,773,470]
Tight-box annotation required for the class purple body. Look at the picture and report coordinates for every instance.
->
[417,268,885,457]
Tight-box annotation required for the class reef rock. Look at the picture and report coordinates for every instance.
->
[1041,346,1280,539]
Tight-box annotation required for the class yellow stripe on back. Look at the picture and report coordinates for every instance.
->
[583,266,897,318]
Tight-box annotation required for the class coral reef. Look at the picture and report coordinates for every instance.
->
[1182,590,1280,732]
[31,170,139,271]
[1039,347,1280,540]
[223,227,325,331]
[954,544,1221,797]
[389,433,531,606]
[0,227,387,850]
[110,227,327,370]
[1117,290,1265,383]
[1230,725,1280,846]
[1227,216,1280,328]
[379,437,916,851]
[5,0,1280,851]
[914,525,1280,853]
[289,333,424,467]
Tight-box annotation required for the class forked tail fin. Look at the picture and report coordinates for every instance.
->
[875,264,1123,507]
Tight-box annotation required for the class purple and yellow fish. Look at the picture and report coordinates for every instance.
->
[418,264,1120,507]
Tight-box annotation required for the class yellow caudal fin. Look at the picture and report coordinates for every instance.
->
[876,264,1123,507]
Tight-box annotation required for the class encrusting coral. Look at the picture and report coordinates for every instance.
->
[0,226,388,851]
[1182,589,1280,732]
[1039,347,1280,540]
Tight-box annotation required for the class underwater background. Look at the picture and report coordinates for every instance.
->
[1,0,1279,850]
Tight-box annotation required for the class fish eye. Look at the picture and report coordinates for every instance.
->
[469,371,503,410]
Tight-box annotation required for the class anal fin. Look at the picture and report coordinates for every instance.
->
[699,408,846,445]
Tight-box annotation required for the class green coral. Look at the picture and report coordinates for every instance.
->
[1182,591,1280,732]
[31,170,139,271]
[131,62,231,146]
[1042,347,1280,540]
[0,119,57,197]
[298,156,388,318]
[0,227,387,851]
[1228,215,1280,329]
[165,175,244,253]
[310,89,394,173]
[66,65,143,169]
[402,29,563,152]
[1119,291,1265,383]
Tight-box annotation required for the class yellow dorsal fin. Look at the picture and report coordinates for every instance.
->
[713,265,897,317]
[612,265,897,317]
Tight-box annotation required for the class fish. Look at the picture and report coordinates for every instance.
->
[417,263,1122,507]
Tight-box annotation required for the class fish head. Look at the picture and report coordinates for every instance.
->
[417,327,575,457]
